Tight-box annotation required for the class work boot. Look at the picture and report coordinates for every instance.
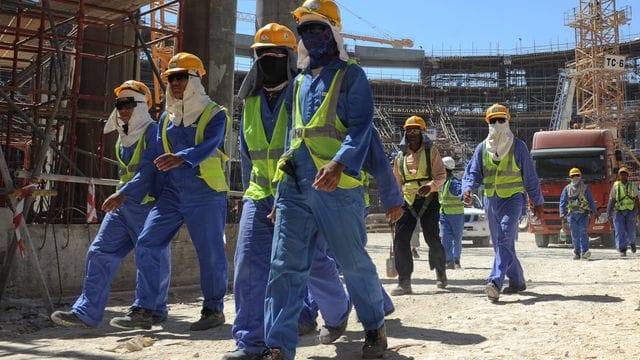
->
[390,279,412,296]
[221,349,263,360]
[485,282,500,303]
[190,307,225,331]
[362,325,387,359]
[319,319,348,344]
[620,248,628,257]
[573,252,581,260]
[261,348,287,360]
[109,307,153,330]
[436,269,448,289]
[298,321,317,336]
[50,310,90,328]
[445,261,455,270]
[631,243,637,254]
[502,283,526,294]
[581,250,592,260]
[454,260,461,269]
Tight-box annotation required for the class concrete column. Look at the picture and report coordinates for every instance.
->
[256,0,298,32]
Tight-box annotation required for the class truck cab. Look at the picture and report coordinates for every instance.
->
[529,129,616,247]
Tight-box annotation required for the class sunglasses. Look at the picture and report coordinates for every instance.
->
[488,118,507,124]
[167,72,190,83]
[297,22,329,35]
[405,128,422,133]
[114,97,140,110]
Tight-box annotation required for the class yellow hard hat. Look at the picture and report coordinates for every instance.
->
[569,168,582,177]
[163,52,206,77]
[114,80,152,108]
[403,116,427,130]
[619,167,630,175]
[485,103,511,123]
[252,23,297,51]
[293,0,342,30]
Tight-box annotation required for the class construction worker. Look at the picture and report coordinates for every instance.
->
[607,167,639,256]
[439,156,464,269]
[559,167,598,260]
[108,52,231,331]
[50,81,169,328]
[391,115,448,296]
[262,1,387,359]
[462,104,544,302]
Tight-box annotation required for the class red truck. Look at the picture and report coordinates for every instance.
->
[528,129,616,248]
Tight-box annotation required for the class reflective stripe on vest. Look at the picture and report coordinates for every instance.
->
[161,102,231,192]
[397,147,432,205]
[115,128,154,205]
[615,181,637,211]
[242,95,288,200]
[439,177,464,215]
[566,183,590,213]
[482,141,524,198]
[274,63,362,189]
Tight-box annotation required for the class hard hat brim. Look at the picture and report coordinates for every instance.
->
[163,67,206,77]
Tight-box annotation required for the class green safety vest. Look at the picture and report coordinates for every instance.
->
[242,95,288,200]
[439,176,464,215]
[396,146,432,206]
[614,181,637,211]
[274,63,362,189]
[482,141,524,198]
[115,128,154,205]
[566,183,591,213]
[161,102,231,192]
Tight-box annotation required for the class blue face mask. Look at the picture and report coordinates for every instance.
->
[299,22,338,68]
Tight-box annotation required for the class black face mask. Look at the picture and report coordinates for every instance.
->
[258,56,289,87]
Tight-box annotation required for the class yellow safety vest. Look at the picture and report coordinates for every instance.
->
[396,147,432,205]
[161,102,231,192]
[363,171,371,207]
[614,181,637,211]
[566,183,591,213]
[482,141,524,198]
[242,95,287,200]
[115,128,154,205]
[274,64,362,189]
[439,176,464,215]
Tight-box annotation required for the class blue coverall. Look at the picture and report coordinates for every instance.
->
[72,124,170,326]
[462,139,543,289]
[440,176,464,263]
[120,108,228,314]
[264,59,384,360]
[559,183,597,255]
[298,129,402,328]
[608,181,638,252]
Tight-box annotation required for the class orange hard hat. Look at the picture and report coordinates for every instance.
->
[293,0,342,30]
[252,23,297,51]
[163,52,206,77]
[485,103,511,123]
[113,80,152,108]
[403,116,427,130]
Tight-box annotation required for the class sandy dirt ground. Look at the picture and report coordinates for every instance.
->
[1,231,640,360]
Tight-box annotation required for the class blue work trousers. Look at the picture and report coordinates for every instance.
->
[569,212,590,254]
[614,209,637,251]
[440,213,464,262]
[72,201,170,327]
[485,194,526,289]
[264,175,384,360]
[134,189,227,312]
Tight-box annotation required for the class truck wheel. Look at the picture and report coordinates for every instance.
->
[600,232,615,248]
[535,234,549,248]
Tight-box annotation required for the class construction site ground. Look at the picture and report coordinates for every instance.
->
[2,231,640,360]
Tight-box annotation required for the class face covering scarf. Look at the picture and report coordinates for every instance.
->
[104,89,153,147]
[485,121,514,161]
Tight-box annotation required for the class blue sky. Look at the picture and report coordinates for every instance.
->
[237,0,639,54]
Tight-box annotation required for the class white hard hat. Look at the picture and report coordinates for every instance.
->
[442,156,455,170]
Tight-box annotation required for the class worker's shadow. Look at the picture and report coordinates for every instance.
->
[502,291,624,306]
[302,318,486,360]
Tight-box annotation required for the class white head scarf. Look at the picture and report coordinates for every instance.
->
[103,89,154,147]
[296,14,349,70]
[165,72,211,127]
[485,121,514,161]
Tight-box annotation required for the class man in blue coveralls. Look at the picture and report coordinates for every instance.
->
[559,167,598,260]
[50,81,169,328]
[108,52,231,331]
[462,103,544,303]
[607,167,639,256]
[261,1,388,359]
[439,156,465,269]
